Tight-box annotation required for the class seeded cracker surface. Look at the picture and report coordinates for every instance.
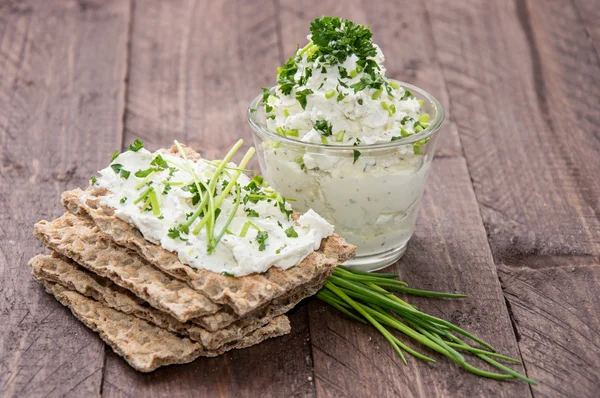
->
[29,253,323,349]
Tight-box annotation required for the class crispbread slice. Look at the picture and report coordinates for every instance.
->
[62,146,354,316]
[33,213,332,332]
[38,281,290,372]
[33,213,220,323]
[29,253,320,350]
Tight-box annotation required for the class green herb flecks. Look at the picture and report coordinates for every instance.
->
[314,119,333,136]
[110,164,130,179]
[295,88,313,109]
[284,226,298,238]
[309,17,377,65]
[245,208,259,218]
[353,149,361,164]
[168,227,188,241]
[129,139,144,152]
[256,230,269,251]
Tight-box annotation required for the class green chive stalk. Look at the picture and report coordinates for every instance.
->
[318,267,536,384]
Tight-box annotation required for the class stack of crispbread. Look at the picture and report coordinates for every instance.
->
[29,145,355,372]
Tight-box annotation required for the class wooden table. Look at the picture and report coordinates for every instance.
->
[1,1,598,397]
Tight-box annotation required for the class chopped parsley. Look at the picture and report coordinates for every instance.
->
[256,231,269,251]
[284,226,298,238]
[162,184,172,195]
[314,119,333,136]
[129,139,144,152]
[277,221,283,228]
[221,272,235,277]
[91,175,97,184]
[120,197,127,204]
[168,228,188,241]
[110,164,130,179]
[277,56,299,95]
[353,149,361,164]
[134,168,155,178]
[150,154,168,170]
[278,199,293,220]
[309,17,377,65]
[111,150,119,162]
[295,88,313,109]
[245,208,259,218]
[261,87,271,103]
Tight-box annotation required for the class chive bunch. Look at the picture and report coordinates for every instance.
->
[317,266,536,384]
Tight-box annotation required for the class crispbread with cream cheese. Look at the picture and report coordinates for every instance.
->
[38,280,290,372]
[62,147,354,317]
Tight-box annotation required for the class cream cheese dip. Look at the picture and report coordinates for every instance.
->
[92,140,334,277]
[249,17,444,269]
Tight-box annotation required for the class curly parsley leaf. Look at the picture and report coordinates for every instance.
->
[310,17,377,65]
[111,164,130,179]
[314,120,333,136]
[150,154,168,170]
[295,88,313,109]
[129,139,144,152]
[245,208,259,218]
[168,228,188,241]
[256,231,269,251]
[284,226,298,238]
[277,56,299,95]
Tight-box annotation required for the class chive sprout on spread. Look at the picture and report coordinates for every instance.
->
[92,139,334,277]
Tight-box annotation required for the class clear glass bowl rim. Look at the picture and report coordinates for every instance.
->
[247,80,445,151]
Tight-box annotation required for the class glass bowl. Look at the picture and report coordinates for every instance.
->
[247,81,444,271]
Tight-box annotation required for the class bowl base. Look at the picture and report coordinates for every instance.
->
[341,243,407,272]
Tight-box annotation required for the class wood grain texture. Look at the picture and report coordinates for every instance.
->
[122,0,281,161]
[308,158,531,398]
[425,0,600,396]
[103,1,314,396]
[573,0,600,57]
[0,0,130,397]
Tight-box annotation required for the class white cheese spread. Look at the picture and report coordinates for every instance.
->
[93,143,334,277]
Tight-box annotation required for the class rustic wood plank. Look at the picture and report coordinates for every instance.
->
[102,1,314,396]
[0,1,130,397]
[425,0,600,396]
[573,0,600,57]
[122,0,280,161]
